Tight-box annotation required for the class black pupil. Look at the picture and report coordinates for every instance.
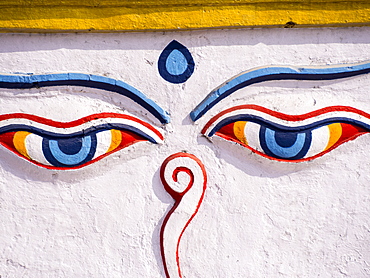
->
[274,131,298,148]
[57,137,83,155]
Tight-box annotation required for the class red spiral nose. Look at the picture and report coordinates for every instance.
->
[159,152,207,278]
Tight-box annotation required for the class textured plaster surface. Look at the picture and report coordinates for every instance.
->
[0,27,369,277]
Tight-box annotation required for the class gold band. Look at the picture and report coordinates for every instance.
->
[0,1,369,32]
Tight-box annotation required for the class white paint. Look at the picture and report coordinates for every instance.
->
[25,133,53,166]
[243,121,263,151]
[0,28,369,277]
[160,154,206,278]
[94,130,114,159]
[0,113,164,143]
[305,125,330,158]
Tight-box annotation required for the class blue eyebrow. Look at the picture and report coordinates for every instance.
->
[190,61,370,122]
[0,73,170,124]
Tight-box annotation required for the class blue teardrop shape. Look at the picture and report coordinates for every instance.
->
[158,40,195,84]
[166,49,188,75]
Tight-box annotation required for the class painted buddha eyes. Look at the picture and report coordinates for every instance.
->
[215,121,365,161]
[1,107,368,168]
[0,113,164,169]
[1,62,370,168]
[202,105,370,162]
[11,129,139,168]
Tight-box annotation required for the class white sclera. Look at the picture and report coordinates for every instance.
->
[244,122,331,159]
[93,130,113,159]
[304,125,330,158]
[24,130,115,167]
[25,133,52,166]
[244,121,263,152]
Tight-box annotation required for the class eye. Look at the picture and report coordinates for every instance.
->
[202,105,370,162]
[0,113,164,169]
[215,121,366,161]
[11,129,139,168]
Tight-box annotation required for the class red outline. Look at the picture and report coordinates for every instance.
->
[0,113,163,139]
[159,153,207,278]
[202,105,370,134]
[0,113,163,170]
[203,105,370,163]
[0,130,145,170]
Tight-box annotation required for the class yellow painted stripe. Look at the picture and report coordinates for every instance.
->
[108,129,122,153]
[2,0,365,6]
[0,1,369,32]
[234,121,248,145]
[13,131,31,159]
[324,123,342,151]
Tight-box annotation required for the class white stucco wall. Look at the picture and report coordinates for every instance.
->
[0,27,369,277]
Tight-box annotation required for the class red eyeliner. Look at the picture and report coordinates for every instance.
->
[202,105,370,135]
[0,112,163,140]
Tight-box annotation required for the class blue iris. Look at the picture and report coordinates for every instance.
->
[259,126,311,160]
[42,134,97,167]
